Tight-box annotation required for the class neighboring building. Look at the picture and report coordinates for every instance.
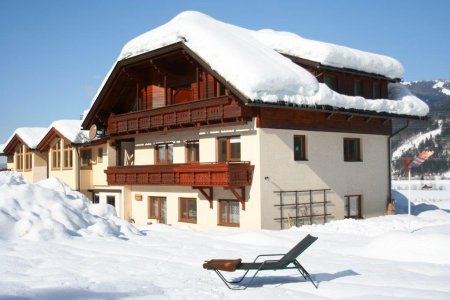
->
[2,128,48,183]
[80,11,428,229]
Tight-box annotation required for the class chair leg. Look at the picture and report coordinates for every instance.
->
[293,260,318,289]
[213,269,262,290]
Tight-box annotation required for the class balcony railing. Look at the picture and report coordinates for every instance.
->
[108,96,249,136]
[105,162,254,187]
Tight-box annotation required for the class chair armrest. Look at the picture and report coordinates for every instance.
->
[253,254,285,263]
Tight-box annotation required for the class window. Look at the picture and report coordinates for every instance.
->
[372,82,381,99]
[63,142,73,169]
[80,149,92,168]
[155,143,173,164]
[93,194,100,204]
[179,198,197,223]
[218,200,240,227]
[24,146,32,171]
[186,141,199,163]
[16,146,23,171]
[344,138,361,162]
[324,75,337,90]
[148,196,167,223]
[294,135,307,161]
[97,147,103,163]
[51,140,61,169]
[218,136,241,162]
[353,80,362,96]
[345,195,362,218]
[106,196,116,207]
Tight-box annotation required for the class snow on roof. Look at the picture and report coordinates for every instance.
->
[89,11,427,118]
[46,120,89,144]
[253,29,404,79]
[4,127,47,150]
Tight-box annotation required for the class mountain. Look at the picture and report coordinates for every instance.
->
[392,80,450,178]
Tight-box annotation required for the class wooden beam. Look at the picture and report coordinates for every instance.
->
[227,187,246,211]
[193,187,213,209]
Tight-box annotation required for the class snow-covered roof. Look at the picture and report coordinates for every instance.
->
[89,11,428,118]
[4,127,47,150]
[45,120,89,144]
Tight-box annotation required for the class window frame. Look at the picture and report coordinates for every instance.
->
[155,143,173,164]
[218,199,240,227]
[343,138,362,162]
[51,140,61,170]
[80,149,92,169]
[24,145,32,171]
[16,145,24,171]
[178,198,197,223]
[217,136,241,162]
[63,141,73,170]
[293,135,307,161]
[97,147,103,163]
[148,196,166,221]
[353,79,362,96]
[185,140,200,163]
[344,195,362,219]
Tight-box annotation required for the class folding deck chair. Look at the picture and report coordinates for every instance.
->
[203,234,318,290]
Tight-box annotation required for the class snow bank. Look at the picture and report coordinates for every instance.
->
[0,172,142,241]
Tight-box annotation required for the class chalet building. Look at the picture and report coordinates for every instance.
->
[2,127,48,183]
[80,11,428,229]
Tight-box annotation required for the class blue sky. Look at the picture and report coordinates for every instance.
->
[0,0,449,150]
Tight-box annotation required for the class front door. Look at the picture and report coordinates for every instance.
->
[149,197,167,224]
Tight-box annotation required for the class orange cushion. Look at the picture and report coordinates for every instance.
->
[203,259,242,272]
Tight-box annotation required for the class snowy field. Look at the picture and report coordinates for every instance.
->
[1,173,450,299]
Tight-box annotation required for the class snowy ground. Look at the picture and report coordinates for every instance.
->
[1,174,450,299]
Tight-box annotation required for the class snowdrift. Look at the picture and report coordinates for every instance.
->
[0,172,142,241]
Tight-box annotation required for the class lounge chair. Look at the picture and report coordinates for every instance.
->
[203,234,318,290]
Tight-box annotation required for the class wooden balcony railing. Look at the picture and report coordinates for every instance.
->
[108,96,249,136]
[105,162,254,187]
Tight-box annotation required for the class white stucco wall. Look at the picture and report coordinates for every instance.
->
[258,128,389,229]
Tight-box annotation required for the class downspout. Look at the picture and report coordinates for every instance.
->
[388,119,410,203]
[75,145,80,191]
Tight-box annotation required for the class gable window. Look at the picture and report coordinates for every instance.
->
[218,200,240,227]
[324,75,337,91]
[179,198,197,223]
[186,140,199,163]
[344,195,362,218]
[24,146,32,171]
[16,146,24,171]
[155,143,173,164]
[51,140,61,170]
[63,142,73,169]
[344,138,361,162]
[353,80,362,96]
[80,149,92,168]
[218,136,241,162]
[293,135,307,161]
[372,82,381,99]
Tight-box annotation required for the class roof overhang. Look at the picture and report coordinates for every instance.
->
[37,128,73,151]
[3,135,31,155]
[246,100,427,121]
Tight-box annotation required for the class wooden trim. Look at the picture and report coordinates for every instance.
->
[227,187,246,211]
[344,195,362,219]
[194,187,213,208]
[217,136,241,162]
[185,140,199,163]
[293,135,307,161]
[178,197,197,223]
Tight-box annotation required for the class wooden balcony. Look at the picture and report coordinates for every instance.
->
[105,162,254,187]
[107,96,250,136]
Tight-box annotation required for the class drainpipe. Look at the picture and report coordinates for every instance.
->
[388,119,409,204]
[75,145,80,191]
